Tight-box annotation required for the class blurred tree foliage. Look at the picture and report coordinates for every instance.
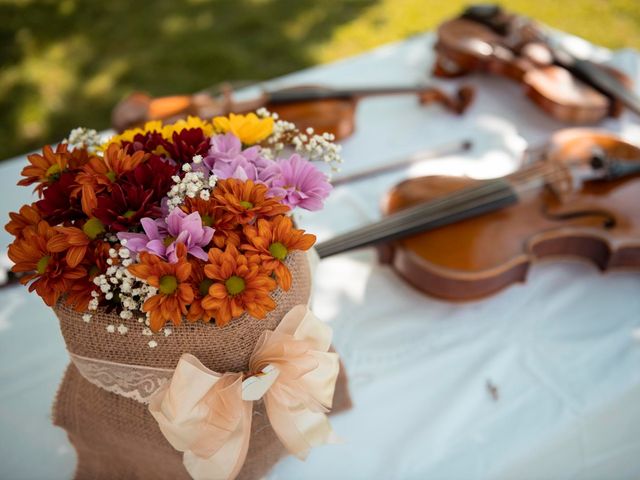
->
[1,0,639,160]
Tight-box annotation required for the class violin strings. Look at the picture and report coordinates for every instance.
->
[317,165,555,257]
[382,166,570,238]
[317,181,512,257]
[381,167,569,236]
[318,180,509,255]
[317,171,568,258]
[342,161,558,239]
[346,187,516,248]
[316,162,568,257]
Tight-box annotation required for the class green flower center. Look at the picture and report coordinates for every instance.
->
[122,210,136,219]
[159,275,178,295]
[225,275,245,295]
[239,200,254,209]
[106,171,117,182]
[198,278,214,297]
[46,164,62,182]
[202,214,213,227]
[163,236,176,247]
[36,255,51,274]
[268,242,288,261]
[82,218,105,240]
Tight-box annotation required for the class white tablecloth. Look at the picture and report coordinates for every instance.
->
[1,32,640,480]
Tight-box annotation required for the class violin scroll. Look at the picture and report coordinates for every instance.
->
[417,86,475,114]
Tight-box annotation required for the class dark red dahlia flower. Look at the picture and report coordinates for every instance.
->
[35,172,84,224]
[161,128,210,164]
[121,131,166,157]
[119,155,177,203]
[93,184,159,232]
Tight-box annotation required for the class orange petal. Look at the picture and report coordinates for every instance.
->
[81,184,97,217]
[66,246,86,268]
[149,312,166,332]
[274,263,292,291]
[47,234,70,253]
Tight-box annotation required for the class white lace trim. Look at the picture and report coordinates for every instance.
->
[69,352,174,404]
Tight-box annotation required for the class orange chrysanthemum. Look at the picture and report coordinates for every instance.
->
[202,244,276,326]
[72,172,108,216]
[18,144,89,196]
[186,260,216,323]
[242,215,316,290]
[73,144,148,215]
[19,144,70,194]
[180,196,219,228]
[68,146,91,169]
[64,279,97,311]
[7,221,86,306]
[128,243,194,332]
[5,204,42,238]
[84,143,147,181]
[63,240,107,311]
[47,219,105,268]
[180,196,241,248]
[91,239,113,273]
[212,178,289,227]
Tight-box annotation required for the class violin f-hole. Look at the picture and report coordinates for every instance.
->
[541,206,616,229]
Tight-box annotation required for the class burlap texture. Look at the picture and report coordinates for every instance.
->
[51,251,352,479]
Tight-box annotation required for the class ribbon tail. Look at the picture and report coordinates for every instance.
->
[265,393,340,461]
[148,355,254,480]
[183,400,253,480]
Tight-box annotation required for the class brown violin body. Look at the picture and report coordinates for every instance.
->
[433,7,632,123]
[262,90,358,140]
[379,130,640,300]
[111,84,475,140]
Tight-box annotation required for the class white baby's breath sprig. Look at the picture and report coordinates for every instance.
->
[258,108,342,172]
[63,127,103,153]
[166,154,217,212]
[89,246,157,326]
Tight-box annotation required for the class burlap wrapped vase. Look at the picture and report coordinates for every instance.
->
[52,250,351,480]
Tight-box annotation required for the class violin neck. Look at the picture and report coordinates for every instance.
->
[315,179,518,258]
[268,86,434,104]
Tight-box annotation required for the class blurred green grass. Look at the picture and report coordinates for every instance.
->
[1,0,639,160]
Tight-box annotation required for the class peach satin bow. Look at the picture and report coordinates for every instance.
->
[148,305,340,480]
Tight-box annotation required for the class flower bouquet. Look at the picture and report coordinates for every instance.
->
[6,111,351,480]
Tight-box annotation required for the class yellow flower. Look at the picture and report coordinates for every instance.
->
[102,116,215,156]
[161,116,214,140]
[102,121,164,150]
[213,113,274,145]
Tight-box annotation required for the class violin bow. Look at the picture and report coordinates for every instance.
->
[331,139,472,186]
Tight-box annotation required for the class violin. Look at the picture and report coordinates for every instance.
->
[315,129,640,300]
[111,83,475,140]
[433,4,638,123]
